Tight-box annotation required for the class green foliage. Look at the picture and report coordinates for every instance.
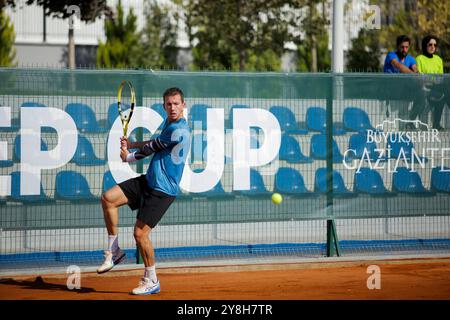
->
[185,0,290,71]
[96,0,140,68]
[0,8,16,66]
[297,31,330,72]
[292,0,330,72]
[346,29,382,72]
[138,0,179,69]
[2,0,111,21]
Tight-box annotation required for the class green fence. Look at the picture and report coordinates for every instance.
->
[1,68,449,271]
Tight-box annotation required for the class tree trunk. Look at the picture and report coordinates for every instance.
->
[239,48,246,71]
[309,0,318,72]
[68,28,75,69]
[311,33,318,72]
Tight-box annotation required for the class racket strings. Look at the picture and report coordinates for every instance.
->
[118,81,136,136]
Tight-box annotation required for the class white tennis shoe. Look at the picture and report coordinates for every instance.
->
[97,249,126,274]
[132,277,160,295]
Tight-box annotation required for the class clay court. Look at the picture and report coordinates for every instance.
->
[1,257,449,300]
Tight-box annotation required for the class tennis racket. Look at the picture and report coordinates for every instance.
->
[117,80,136,137]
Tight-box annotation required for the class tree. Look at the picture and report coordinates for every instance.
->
[346,29,382,72]
[289,0,330,72]
[3,1,111,68]
[3,1,111,20]
[182,0,291,71]
[96,0,140,68]
[0,8,16,66]
[138,0,179,69]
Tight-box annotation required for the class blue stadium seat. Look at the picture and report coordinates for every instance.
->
[343,107,375,132]
[279,134,312,163]
[239,169,270,196]
[314,168,355,197]
[346,133,384,162]
[14,135,48,162]
[189,104,209,130]
[107,103,118,127]
[151,103,166,118]
[274,167,315,196]
[192,169,233,198]
[431,167,450,193]
[108,102,138,128]
[10,171,51,203]
[0,160,13,167]
[306,106,346,135]
[102,170,116,193]
[71,135,106,166]
[386,133,427,162]
[392,167,434,195]
[55,171,96,200]
[20,102,47,108]
[269,106,308,134]
[66,103,107,133]
[310,134,344,163]
[354,168,394,196]
[228,104,249,127]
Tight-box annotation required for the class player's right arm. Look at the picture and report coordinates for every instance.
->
[391,59,415,73]
[121,136,174,162]
[121,137,152,150]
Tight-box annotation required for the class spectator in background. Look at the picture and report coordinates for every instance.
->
[383,35,418,74]
[411,35,445,130]
[383,35,418,129]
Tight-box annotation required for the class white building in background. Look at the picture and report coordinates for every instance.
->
[5,0,190,68]
[5,0,367,70]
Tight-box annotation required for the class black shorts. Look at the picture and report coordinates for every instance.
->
[118,175,175,228]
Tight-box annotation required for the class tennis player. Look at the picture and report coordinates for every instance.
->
[97,87,191,295]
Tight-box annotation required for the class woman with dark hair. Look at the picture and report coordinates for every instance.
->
[414,35,445,130]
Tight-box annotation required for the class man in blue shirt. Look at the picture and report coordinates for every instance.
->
[383,35,418,73]
[97,87,191,295]
[383,35,418,129]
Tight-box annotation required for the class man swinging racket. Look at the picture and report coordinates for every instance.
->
[97,87,191,295]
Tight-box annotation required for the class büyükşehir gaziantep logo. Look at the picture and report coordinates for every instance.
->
[343,118,449,173]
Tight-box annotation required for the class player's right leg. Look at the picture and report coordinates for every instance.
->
[97,185,129,274]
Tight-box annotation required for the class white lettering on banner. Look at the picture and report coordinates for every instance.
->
[107,107,163,184]
[180,108,225,193]
[0,107,12,196]
[20,107,78,195]
[233,108,281,190]
[6,106,285,195]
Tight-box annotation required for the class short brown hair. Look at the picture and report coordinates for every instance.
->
[163,87,184,103]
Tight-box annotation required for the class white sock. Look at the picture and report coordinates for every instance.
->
[108,235,118,252]
[144,265,157,283]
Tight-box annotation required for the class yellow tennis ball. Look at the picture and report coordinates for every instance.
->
[272,193,283,205]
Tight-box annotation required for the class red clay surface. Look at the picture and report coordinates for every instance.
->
[1,258,449,300]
